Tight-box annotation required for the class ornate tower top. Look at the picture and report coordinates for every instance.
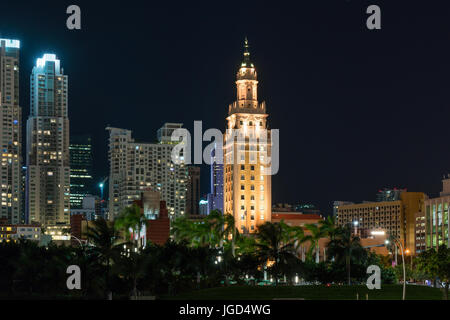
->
[241,37,254,68]
[229,38,266,116]
[237,37,257,82]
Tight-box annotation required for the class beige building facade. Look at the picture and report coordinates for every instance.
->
[223,39,272,234]
[107,123,189,219]
[336,192,426,255]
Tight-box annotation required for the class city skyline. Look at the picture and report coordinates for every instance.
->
[2,0,450,304]
[2,2,450,215]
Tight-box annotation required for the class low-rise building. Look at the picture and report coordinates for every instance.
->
[335,191,427,255]
[422,176,450,250]
[0,219,41,243]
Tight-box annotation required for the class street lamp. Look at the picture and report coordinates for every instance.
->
[405,249,412,269]
[352,220,359,235]
[386,239,406,300]
[99,183,104,200]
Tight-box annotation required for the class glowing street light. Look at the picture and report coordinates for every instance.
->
[385,238,406,300]
[99,182,104,200]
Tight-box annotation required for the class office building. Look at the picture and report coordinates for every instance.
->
[207,145,223,214]
[107,123,188,219]
[185,166,200,215]
[71,194,101,221]
[223,38,272,234]
[333,201,354,218]
[0,38,22,224]
[421,176,450,251]
[336,191,426,255]
[26,54,70,227]
[69,135,93,209]
[0,219,41,243]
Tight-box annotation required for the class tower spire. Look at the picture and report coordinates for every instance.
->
[242,37,253,67]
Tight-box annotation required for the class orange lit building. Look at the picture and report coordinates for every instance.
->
[335,192,426,255]
[224,38,272,234]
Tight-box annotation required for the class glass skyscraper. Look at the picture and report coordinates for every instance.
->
[69,135,93,209]
[26,54,70,226]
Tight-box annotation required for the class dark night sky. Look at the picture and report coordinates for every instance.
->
[2,1,450,215]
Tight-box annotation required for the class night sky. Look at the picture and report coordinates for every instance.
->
[2,1,450,215]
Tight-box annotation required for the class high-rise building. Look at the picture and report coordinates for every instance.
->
[186,166,200,215]
[336,192,426,255]
[207,144,223,215]
[20,166,26,223]
[223,39,272,234]
[0,38,22,224]
[69,135,93,209]
[71,194,101,221]
[26,54,70,227]
[421,176,450,252]
[376,188,406,202]
[106,123,188,219]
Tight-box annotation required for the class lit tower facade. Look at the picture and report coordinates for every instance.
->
[0,39,22,224]
[26,54,70,226]
[224,39,272,234]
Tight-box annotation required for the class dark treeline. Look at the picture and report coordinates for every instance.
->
[0,209,398,299]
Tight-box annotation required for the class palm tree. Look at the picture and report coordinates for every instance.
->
[115,203,148,250]
[171,216,196,244]
[279,220,304,252]
[223,213,239,257]
[327,224,362,285]
[85,218,123,299]
[114,251,148,299]
[192,220,213,247]
[205,210,224,247]
[255,222,297,285]
[319,216,337,240]
[302,223,327,262]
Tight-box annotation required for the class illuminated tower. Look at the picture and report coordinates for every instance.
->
[223,38,272,234]
[26,54,70,226]
[0,39,22,224]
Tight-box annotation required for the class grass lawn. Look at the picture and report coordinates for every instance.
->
[162,284,444,300]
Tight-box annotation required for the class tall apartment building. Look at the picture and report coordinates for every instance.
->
[336,192,426,255]
[69,135,93,209]
[223,39,272,234]
[186,166,200,215]
[107,123,188,219]
[207,145,223,215]
[26,54,70,226]
[420,176,450,251]
[0,39,22,224]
